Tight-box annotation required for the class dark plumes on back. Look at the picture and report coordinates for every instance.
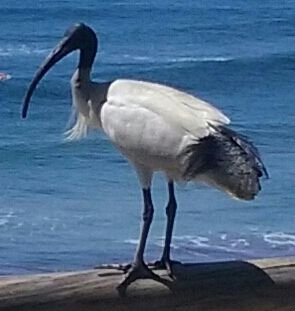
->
[182,126,268,200]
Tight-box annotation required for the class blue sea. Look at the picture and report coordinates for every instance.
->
[0,0,295,275]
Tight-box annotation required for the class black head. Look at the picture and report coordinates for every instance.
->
[22,23,98,118]
[62,23,98,57]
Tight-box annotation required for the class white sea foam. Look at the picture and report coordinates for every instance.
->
[220,233,227,240]
[104,54,233,65]
[230,239,250,248]
[0,45,49,57]
[0,219,9,226]
[0,211,14,227]
[174,235,209,246]
[263,232,295,247]
[124,238,139,245]
[168,56,232,63]
[125,231,295,261]
[125,234,248,255]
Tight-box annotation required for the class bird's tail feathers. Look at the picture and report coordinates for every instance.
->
[181,125,268,200]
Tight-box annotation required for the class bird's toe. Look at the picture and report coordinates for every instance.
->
[149,258,181,279]
[118,263,133,273]
[117,261,161,296]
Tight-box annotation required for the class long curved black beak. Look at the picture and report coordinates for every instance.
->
[22,23,89,118]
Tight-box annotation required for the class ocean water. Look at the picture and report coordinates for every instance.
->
[0,0,295,275]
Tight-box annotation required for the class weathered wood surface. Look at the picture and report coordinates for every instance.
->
[0,257,295,311]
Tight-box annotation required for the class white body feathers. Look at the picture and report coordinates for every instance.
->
[68,77,227,182]
[67,72,265,199]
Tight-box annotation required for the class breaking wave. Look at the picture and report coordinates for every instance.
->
[263,232,295,247]
[124,231,295,262]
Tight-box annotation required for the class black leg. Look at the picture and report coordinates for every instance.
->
[153,181,179,277]
[117,188,161,296]
[134,189,154,263]
[163,181,177,264]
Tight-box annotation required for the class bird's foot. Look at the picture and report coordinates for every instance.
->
[149,258,181,279]
[117,260,161,297]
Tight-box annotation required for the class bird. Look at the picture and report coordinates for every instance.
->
[22,23,268,295]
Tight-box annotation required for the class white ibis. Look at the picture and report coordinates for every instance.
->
[22,23,268,294]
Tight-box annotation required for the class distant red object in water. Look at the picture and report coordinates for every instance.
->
[0,72,11,81]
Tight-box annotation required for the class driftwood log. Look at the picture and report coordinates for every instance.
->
[0,257,295,311]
